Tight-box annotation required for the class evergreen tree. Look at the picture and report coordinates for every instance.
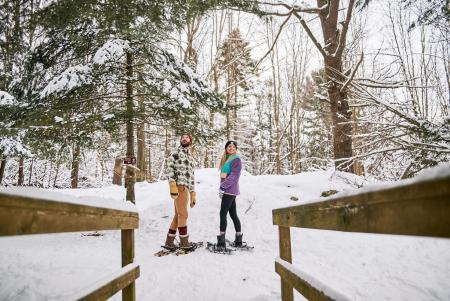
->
[301,70,333,169]
[216,28,257,140]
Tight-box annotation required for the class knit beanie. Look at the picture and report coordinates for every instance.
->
[225,140,237,150]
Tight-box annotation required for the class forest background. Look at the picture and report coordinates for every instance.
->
[0,0,448,200]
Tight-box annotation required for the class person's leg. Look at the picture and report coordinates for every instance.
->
[219,194,234,233]
[176,186,191,248]
[218,194,233,247]
[165,198,178,248]
[228,196,241,233]
[169,201,178,231]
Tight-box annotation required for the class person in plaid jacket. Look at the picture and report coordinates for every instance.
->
[163,133,196,250]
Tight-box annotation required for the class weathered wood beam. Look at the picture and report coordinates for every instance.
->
[0,193,139,236]
[275,260,337,301]
[273,176,450,238]
[74,263,140,301]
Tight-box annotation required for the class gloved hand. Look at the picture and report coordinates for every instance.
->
[219,190,224,199]
[169,181,178,199]
[190,191,196,208]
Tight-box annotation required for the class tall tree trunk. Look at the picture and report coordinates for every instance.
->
[136,96,146,182]
[18,157,24,186]
[0,157,6,185]
[28,158,34,185]
[325,59,353,172]
[39,163,47,187]
[271,50,281,174]
[53,161,60,188]
[147,130,153,181]
[136,122,146,182]
[318,0,354,172]
[100,158,105,182]
[125,51,135,203]
[113,158,123,185]
[71,144,80,188]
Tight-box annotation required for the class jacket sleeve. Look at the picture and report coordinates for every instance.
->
[166,152,176,182]
[190,171,195,192]
[220,158,242,191]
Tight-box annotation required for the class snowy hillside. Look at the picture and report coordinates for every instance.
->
[1,169,449,300]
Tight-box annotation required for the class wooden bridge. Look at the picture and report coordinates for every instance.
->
[273,174,450,300]
[0,191,139,301]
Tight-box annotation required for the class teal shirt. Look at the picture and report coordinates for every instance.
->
[221,154,240,174]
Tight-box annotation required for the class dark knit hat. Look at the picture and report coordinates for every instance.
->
[225,140,237,149]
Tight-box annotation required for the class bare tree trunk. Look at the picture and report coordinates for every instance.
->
[39,163,47,187]
[317,0,355,172]
[48,161,53,188]
[28,158,34,185]
[71,144,80,188]
[148,145,152,181]
[53,161,60,188]
[18,157,24,186]
[113,158,123,185]
[136,115,146,182]
[0,157,6,185]
[100,158,105,182]
[271,49,281,174]
[125,51,135,203]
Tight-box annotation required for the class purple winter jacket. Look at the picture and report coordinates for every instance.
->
[220,158,242,195]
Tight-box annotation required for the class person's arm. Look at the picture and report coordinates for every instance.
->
[190,170,195,192]
[166,152,176,182]
[166,152,178,199]
[219,159,242,191]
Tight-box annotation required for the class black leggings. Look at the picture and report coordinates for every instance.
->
[220,194,241,233]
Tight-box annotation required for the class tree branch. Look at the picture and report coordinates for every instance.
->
[334,0,356,58]
[255,10,293,68]
[340,51,364,92]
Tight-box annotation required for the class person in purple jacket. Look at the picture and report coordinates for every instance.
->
[217,140,243,248]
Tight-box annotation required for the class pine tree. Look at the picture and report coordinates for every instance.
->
[216,28,257,140]
[301,70,333,170]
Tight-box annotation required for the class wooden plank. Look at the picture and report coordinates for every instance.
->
[272,176,450,238]
[0,193,139,236]
[279,226,293,301]
[75,264,140,301]
[122,229,136,301]
[275,261,336,301]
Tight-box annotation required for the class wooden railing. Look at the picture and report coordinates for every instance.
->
[0,191,140,301]
[272,175,450,301]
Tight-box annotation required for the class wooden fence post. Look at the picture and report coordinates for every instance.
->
[122,229,135,301]
[279,226,293,301]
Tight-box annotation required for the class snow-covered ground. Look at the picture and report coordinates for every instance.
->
[1,168,449,301]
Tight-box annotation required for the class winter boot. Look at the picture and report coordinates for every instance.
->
[179,235,194,250]
[234,233,243,247]
[164,234,176,250]
[217,233,226,248]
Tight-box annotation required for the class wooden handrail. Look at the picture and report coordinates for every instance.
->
[0,192,139,236]
[0,191,140,301]
[273,176,450,238]
[74,263,140,301]
[273,175,450,301]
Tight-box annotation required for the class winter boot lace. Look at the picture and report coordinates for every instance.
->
[234,233,243,247]
[217,233,226,248]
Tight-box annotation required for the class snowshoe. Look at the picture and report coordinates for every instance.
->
[227,239,254,251]
[154,245,178,257]
[206,242,235,255]
[175,241,203,256]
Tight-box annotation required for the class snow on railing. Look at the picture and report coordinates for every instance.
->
[0,189,140,301]
[272,164,450,301]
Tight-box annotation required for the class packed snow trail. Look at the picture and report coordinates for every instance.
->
[1,168,449,300]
